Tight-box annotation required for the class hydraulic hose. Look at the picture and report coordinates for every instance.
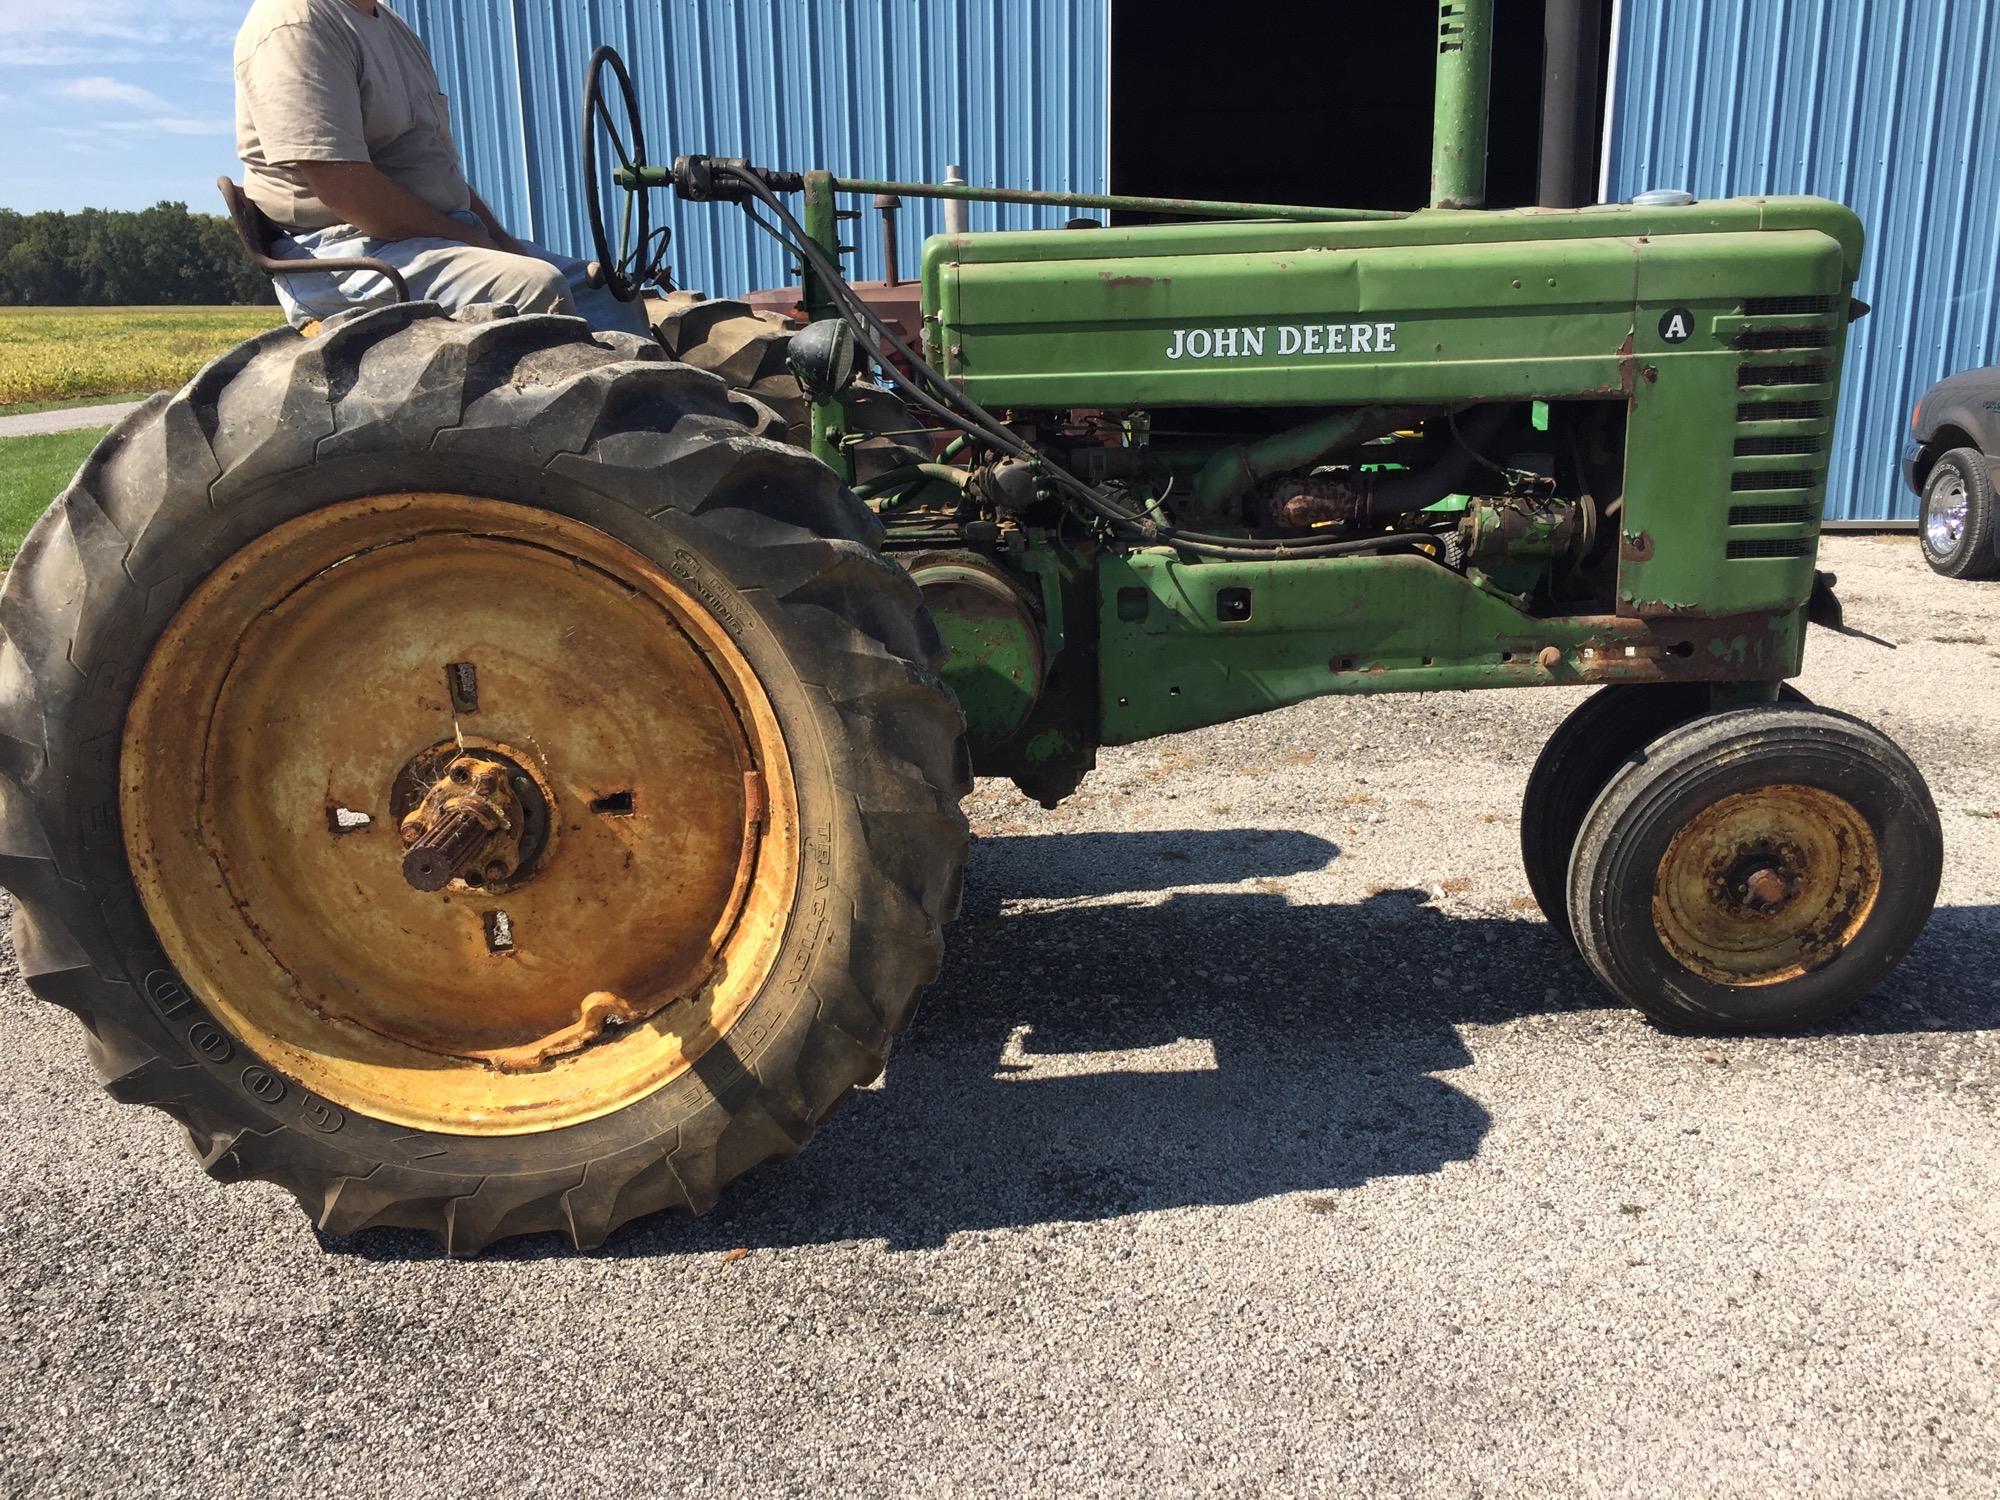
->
[717,163,1466,563]
[853,462,972,500]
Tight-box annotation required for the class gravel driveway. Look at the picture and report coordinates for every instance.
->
[0,400,144,439]
[2,535,1994,1498]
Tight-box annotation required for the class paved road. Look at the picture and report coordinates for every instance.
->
[1,537,1994,1497]
[0,399,144,439]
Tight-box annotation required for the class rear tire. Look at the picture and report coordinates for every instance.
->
[647,291,805,426]
[0,302,969,1253]
[1918,447,2000,579]
[648,290,925,479]
[1566,704,1940,1032]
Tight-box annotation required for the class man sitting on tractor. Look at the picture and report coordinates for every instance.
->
[233,0,649,335]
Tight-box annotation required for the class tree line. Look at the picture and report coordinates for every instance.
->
[0,203,275,306]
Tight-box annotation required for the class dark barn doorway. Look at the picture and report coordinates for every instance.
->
[1109,0,1614,213]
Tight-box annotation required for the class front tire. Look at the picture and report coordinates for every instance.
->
[0,303,969,1253]
[1566,704,1940,1032]
[1521,683,1806,946]
[1919,447,2000,579]
[1521,684,1714,945]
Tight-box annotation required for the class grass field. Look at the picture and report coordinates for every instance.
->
[0,427,105,567]
[0,306,282,406]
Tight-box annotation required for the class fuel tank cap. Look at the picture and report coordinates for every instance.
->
[1631,187,1697,207]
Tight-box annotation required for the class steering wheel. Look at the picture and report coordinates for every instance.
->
[580,45,655,302]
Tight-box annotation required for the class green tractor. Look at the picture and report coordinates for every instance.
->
[0,3,1940,1252]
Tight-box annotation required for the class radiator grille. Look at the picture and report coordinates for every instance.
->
[1737,400,1826,422]
[1726,537,1811,560]
[1725,295,1837,563]
[1739,361,1828,387]
[1741,295,1834,317]
[1728,503,1813,526]
[1730,469,1818,492]
[1734,325,1830,350]
[1711,295,1839,568]
[1734,433,1824,457]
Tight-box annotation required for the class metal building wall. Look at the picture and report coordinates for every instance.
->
[399,0,1109,297]
[1603,0,2000,522]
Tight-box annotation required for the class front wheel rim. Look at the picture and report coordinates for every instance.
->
[1926,472,1969,553]
[1650,782,1881,987]
[120,493,800,1135]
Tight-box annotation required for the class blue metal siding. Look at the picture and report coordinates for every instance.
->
[1605,0,2000,521]
[408,3,528,231]
[398,0,1109,296]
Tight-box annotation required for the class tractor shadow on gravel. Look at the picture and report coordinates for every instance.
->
[325,828,2000,1262]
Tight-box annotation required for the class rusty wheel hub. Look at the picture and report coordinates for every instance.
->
[393,747,551,892]
[119,494,799,1134]
[1651,783,1881,987]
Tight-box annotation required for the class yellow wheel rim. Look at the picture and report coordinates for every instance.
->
[1651,783,1880,987]
[120,494,798,1135]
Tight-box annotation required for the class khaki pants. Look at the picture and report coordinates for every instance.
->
[271,211,652,336]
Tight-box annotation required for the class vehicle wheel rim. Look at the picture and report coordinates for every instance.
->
[1926,472,1968,552]
[121,494,799,1135]
[1651,783,1880,987]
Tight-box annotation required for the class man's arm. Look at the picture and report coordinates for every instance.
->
[467,191,521,255]
[297,161,493,248]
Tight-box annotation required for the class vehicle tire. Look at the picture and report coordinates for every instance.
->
[0,301,969,1254]
[1918,447,2000,579]
[648,291,924,480]
[1520,682,1804,946]
[1566,704,1940,1032]
[648,291,805,424]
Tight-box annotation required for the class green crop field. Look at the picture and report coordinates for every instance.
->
[0,427,105,568]
[0,306,283,407]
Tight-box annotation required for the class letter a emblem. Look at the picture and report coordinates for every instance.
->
[1659,308,1693,343]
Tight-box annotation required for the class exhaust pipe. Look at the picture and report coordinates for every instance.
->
[1537,0,1605,207]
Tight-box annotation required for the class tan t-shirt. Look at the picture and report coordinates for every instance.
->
[234,0,472,231]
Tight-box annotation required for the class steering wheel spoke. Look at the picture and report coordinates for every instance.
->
[590,91,637,175]
[580,45,654,303]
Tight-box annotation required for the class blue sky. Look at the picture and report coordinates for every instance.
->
[0,0,250,213]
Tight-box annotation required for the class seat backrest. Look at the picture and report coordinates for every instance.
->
[217,177,281,262]
[212,173,411,307]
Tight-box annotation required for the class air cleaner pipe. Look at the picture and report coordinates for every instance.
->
[1430,0,1495,208]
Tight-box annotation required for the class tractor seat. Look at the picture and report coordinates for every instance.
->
[216,177,411,307]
